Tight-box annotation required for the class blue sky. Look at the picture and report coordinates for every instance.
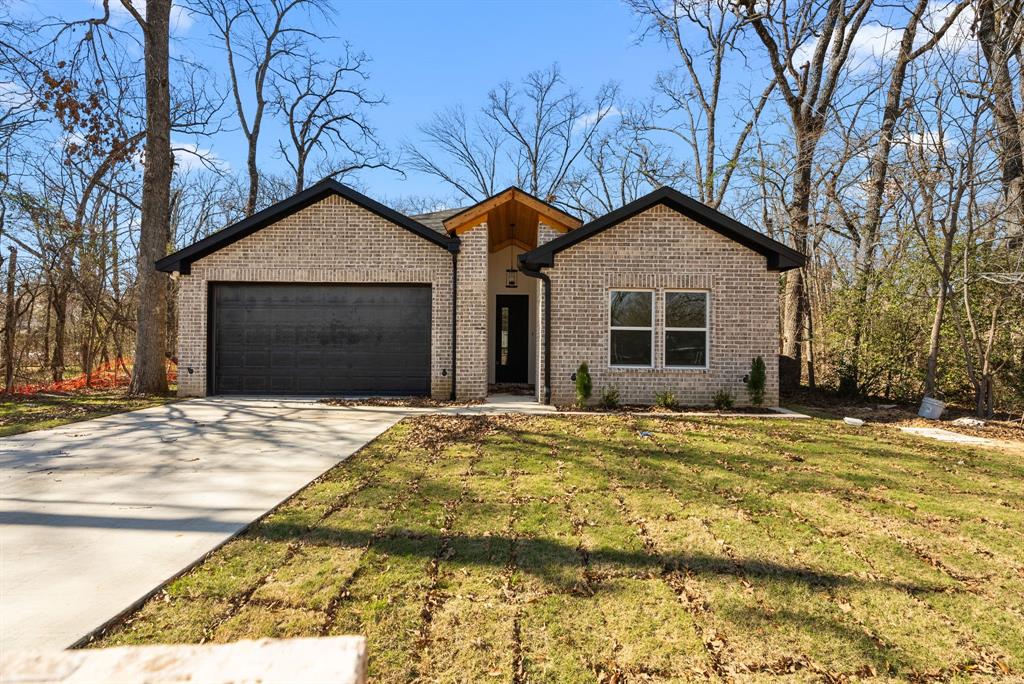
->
[22,0,975,209]
[318,0,671,198]
[37,0,678,202]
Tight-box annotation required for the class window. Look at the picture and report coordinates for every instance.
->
[499,306,510,365]
[609,290,653,367]
[665,291,708,368]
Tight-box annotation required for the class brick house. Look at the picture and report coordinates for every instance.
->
[157,179,804,406]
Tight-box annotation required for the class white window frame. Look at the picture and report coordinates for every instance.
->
[664,290,709,370]
[608,289,654,369]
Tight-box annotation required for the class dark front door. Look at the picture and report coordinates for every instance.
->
[210,283,431,396]
[495,295,529,384]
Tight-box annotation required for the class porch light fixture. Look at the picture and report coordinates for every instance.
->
[505,223,519,288]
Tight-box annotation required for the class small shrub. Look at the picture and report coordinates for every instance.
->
[575,362,592,406]
[654,390,679,410]
[598,387,620,410]
[713,389,734,410]
[836,357,858,397]
[747,356,767,406]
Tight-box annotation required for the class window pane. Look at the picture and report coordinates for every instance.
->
[611,329,652,366]
[666,292,706,328]
[666,330,706,367]
[610,291,652,327]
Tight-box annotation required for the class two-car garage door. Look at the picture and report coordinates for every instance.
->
[210,284,431,395]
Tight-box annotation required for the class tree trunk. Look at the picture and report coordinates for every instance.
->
[50,287,68,382]
[128,0,172,396]
[3,247,17,393]
[782,132,814,365]
[923,232,955,397]
[923,284,948,398]
[246,139,260,214]
[977,0,1023,243]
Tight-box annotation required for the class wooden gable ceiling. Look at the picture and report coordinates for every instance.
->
[442,188,582,253]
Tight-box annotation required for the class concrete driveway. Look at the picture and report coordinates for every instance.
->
[0,398,414,652]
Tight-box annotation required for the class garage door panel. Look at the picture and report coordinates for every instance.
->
[211,284,431,396]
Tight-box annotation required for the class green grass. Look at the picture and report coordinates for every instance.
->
[91,415,1023,681]
[0,390,173,437]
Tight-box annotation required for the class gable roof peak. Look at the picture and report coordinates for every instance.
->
[441,186,583,234]
[155,178,458,274]
[519,185,806,272]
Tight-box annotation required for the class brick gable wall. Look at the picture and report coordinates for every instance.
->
[543,205,780,406]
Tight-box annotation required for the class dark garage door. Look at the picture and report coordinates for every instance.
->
[210,284,431,395]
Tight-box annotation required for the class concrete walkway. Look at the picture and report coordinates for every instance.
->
[0,398,415,652]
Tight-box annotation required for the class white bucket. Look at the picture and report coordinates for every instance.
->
[918,396,945,420]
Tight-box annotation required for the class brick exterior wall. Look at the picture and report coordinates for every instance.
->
[532,223,562,402]
[174,194,456,399]
[454,223,488,400]
[542,205,780,407]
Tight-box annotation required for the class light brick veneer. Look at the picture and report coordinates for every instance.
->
[454,222,488,400]
[542,205,780,407]
[174,194,456,399]
[532,223,562,402]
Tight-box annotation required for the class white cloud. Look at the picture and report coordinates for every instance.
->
[0,80,35,108]
[788,1,975,70]
[173,141,228,172]
[895,129,950,152]
[791,22,902,70]
[922,0,976,53]
[574,105,621,130]
[95,0,194,35]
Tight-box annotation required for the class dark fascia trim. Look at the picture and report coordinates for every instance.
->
[440,185,583,232]
[156,178,460,274]
[519,186,806,272]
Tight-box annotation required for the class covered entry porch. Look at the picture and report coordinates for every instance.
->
[443,188,581,397]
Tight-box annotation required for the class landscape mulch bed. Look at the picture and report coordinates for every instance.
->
[318,397,481,409]
[558,404,783,415]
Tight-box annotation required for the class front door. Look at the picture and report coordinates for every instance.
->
[495,295,528,383]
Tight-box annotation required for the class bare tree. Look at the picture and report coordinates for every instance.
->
[627,0,776,207]
[116,0,172,395]
[561,118,672,219]
[191,0,326,213]
[404,106,503,200]
[896,60,984,399]
[845,0,972,392]
[405,65,618,205]
[976,0,1023,243]
[735,0,874,371]
[271,47,390,193]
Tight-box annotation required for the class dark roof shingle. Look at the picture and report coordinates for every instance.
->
[410,208,465,234]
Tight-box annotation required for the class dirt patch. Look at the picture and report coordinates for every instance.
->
[786,388,1024,444]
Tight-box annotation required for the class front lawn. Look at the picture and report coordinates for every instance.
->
[0,390,174,437]
[92,415,1023,681]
